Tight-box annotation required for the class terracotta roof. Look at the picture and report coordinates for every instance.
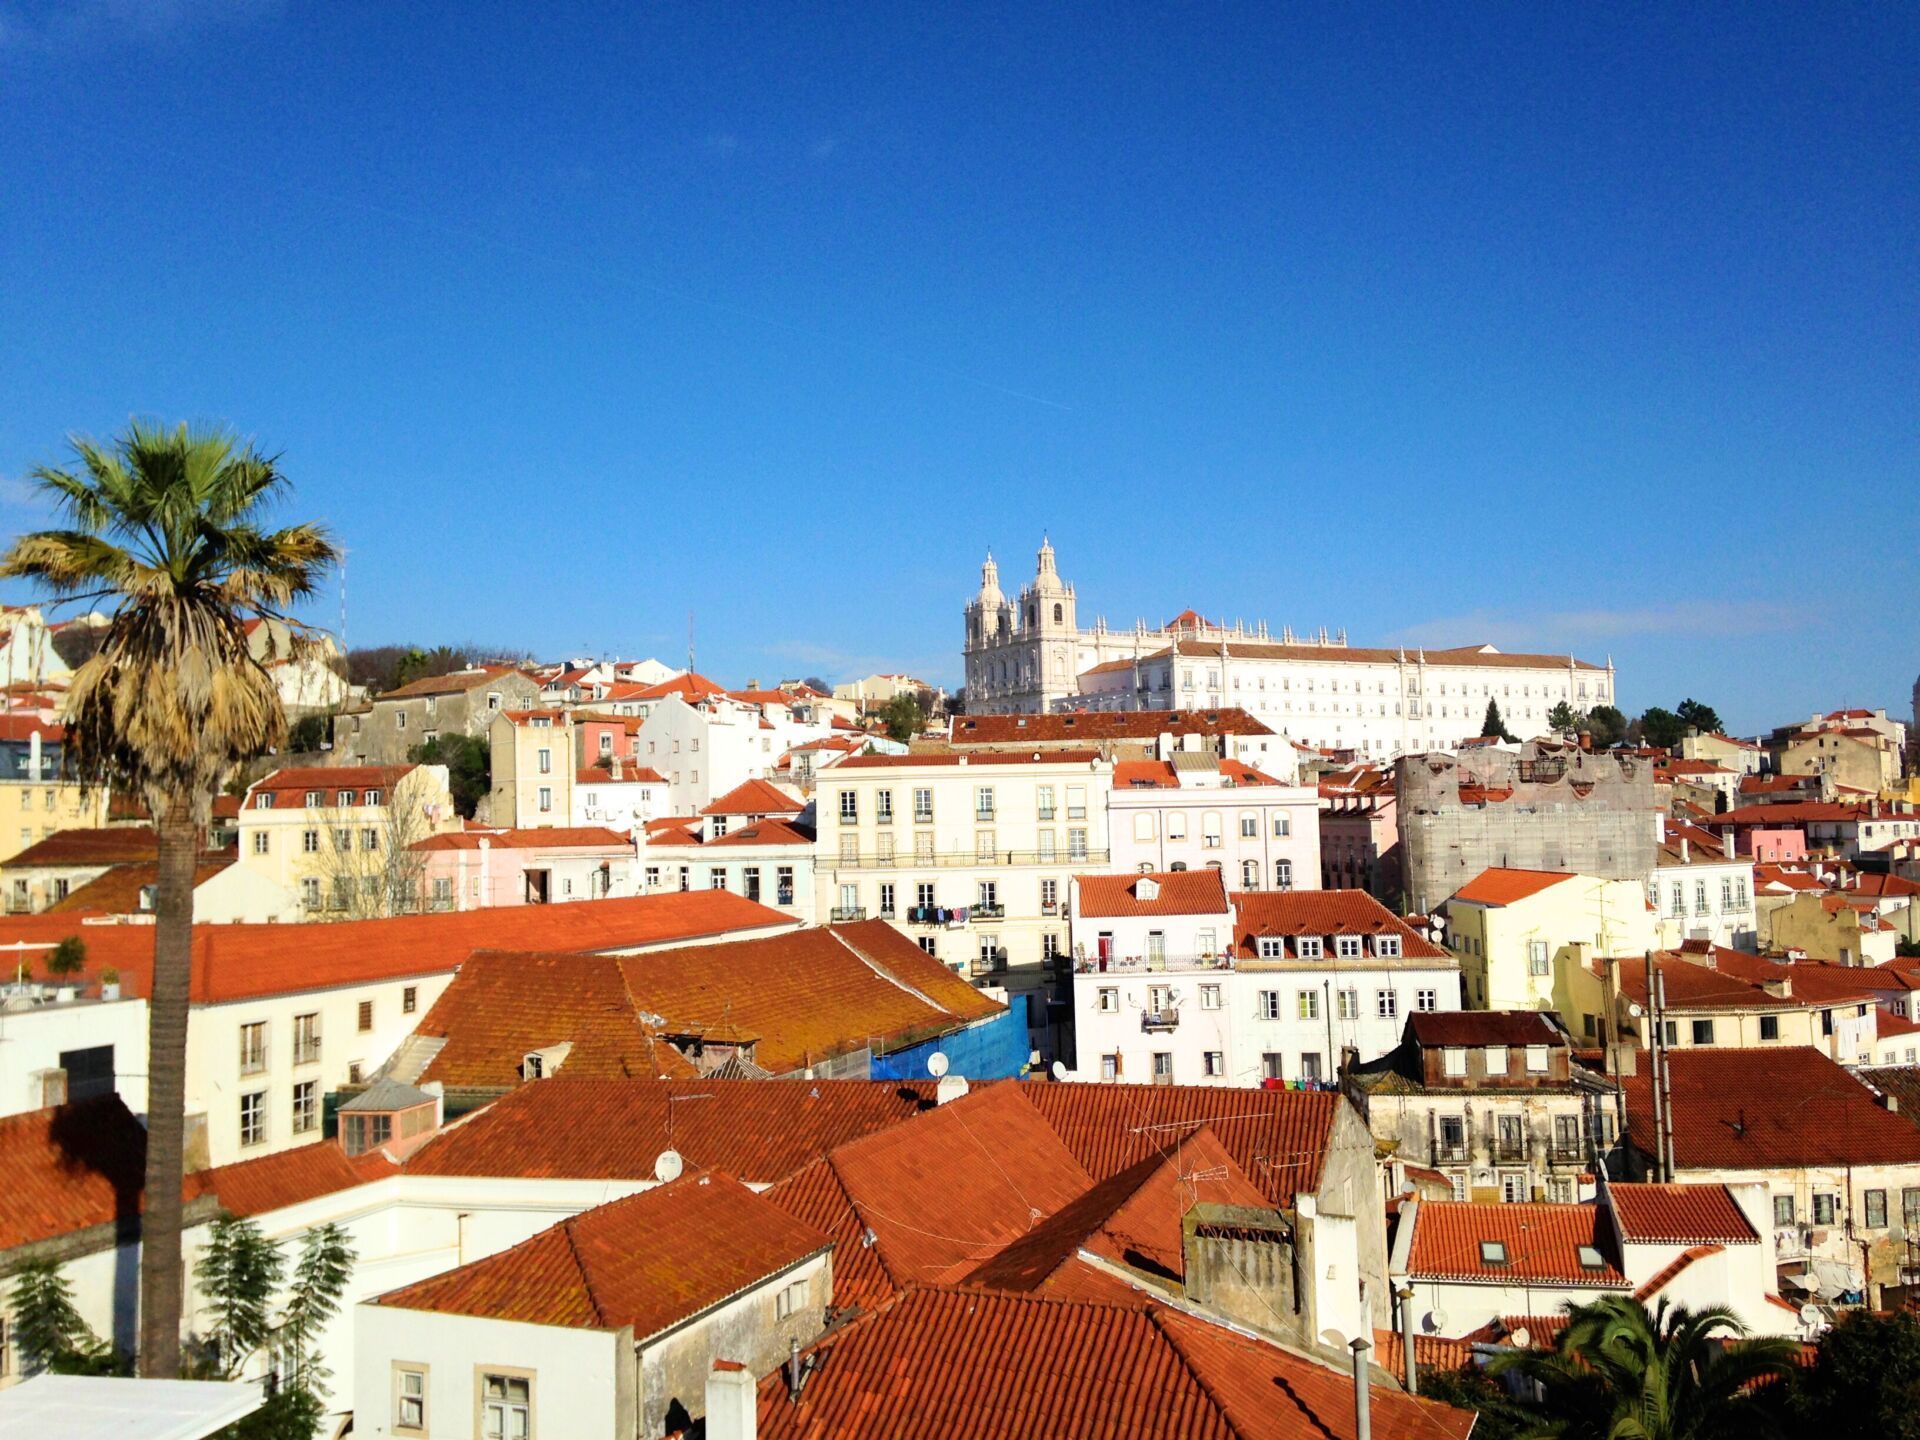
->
[575,761,665,786]
[1162,637,1604,671]
[403,1079,938,1184]
[1074,870,1230,918]
[701,778,804,816]
[0,1096,204,1249]
[1407,1201,1624,1286]
[417,921,999,1088]
[1406,1011,1566,1047]
[1857,1065,1920,1122]
[1608,1184,1757,1244]
[374,1171,828,1338]
[761,1157,900,1311]
[1016,1084,1341,1209]
[1657,947,1884,1006]
[626,671,729,702]
[1621,1047,1920,1170]
[0,715,64,742]
[0,890,793,1007]
[1229,891,1450,960]
[46,859,234,914]
[2,827,167,869]
[1111,758,1285,788]
[375,665,526,699]
[1450,867,1577,906]
[410,826,633,852]
[949,709,1274,745]
[201,1141,399,1217]
[754,1287,1473,1440]
[246,765,416,806]
[1612,958,1853,1013]
[833,749,1103,769]
[703,817,816,848]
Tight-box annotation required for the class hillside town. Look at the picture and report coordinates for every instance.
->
[0,529,1917,1438]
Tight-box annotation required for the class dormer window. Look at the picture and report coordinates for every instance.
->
[256,793,275,809]
[1335,935,1362,959]
[1374,935,1401,958]
[1258,937,1284,959]
[364,790,382,805]
[1479,1241,1508,1266]
[1296,936,1323,960]
[336,790,353,806]
[304,790,322,806]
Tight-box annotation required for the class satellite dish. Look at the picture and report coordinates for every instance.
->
[1627,1001,1645,1018]
[927,1052,950,1079]
[1509,1326,1532,1349]
[1423,1309,1448,1334]
[653,1149,684,1183]
[1799,1303,1823,1327]
[1050,1060,1068,1081]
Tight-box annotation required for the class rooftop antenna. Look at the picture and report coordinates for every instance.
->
[687,610,695,673]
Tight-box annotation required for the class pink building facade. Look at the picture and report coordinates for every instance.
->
[412,826,636,910]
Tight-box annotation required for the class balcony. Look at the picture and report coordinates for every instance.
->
[1495,1139,1527,1163]
[294,1041,322,1066]
[1549,1143,1584,1165]
[830,906,867,922]
[1140,1011,1180,1033]
[973,903,1006,920]
[1432,1141,1468,1165]
[831,848,1109,871]
[1076,952,1235,976]
[1041,900,1059,916]
[971,949,1010,978]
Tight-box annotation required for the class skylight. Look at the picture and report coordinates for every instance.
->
[1577,1245,1605,1270]
[1479,1240,1508,1266]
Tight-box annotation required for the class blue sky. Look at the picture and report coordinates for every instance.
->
[1,2,1913,731]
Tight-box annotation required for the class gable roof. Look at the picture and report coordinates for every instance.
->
[1450,867,1578,906]
[1607,1184,1759,1244]
[2,827,180,870]
[0,1096,201,1250]
[833,749,1103,769]
[949,709,1274,746]
[1229,891,1450,959]
[376,665,529,700]
[1621,1047,1920,1170]
[1406,1011,1566,1048]
[627,671,729,702]
[245,765,418,806]
[1074,870,1230,918]
[410,826,633,852]
[702,778,805,816]
[373,1171,828,1338]
[47,859,234,914]
[1407,1201,1624,1286]
[200,1141,400,1218]
[704,817,816,848]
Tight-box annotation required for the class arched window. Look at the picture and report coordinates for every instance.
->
[1052,603,1063,623]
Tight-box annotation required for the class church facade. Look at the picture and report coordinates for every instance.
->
[963,540,1618,759]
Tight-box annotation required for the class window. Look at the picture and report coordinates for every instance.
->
[877,790,894,822]
[1335,935,1361,960]
[1166,813,1187,840]
[1298,990,1320,1020]
[1376,990,1398,1018]
[1759,1014,1779,1041]
[1374,935,1401,958]
[913,787,933,823]
[1773,1193,1795,1227]
[839,791,858,823]
[335,828,353,851]
[1200,984,1220,1010]
[1098,987,1118,1013]
[1259,990,1280,1020]
[294,1012,320,1065]
[1241,860,1259,888]
[1100,1053,1119,1081]
[1338,989,1359,1020]
[1299,1052,1323,1082]
[1866,1189,1889,1228]
[256,792,276,809]
[710,868,728,891]
[1691,1019,1715,1045]
[395,1366,427,1430]
[1152,1052,1173,1082]
[1040,878,1058,913]
[364,790,382,806]
[1443,1046,1467,1077]
[1527,940,1550,977]
[1479,1240,1508,1266]
[239,1021,267,1075]
[1577,1244,1606,1271]
[975,786,996,820]
[537,747,552,774]
[358,999,374,1032]
[240,1091,266,1147]
[873,879,888,916]
[1257,937,1285,959]
[1274,859,1293,891]
[252,831,270,855]
[774,1277,808,1320]
[918,936,939,958]
[1415,988,1438,1011]
[1068,828,1088,861]
[403,985,418,1015]
[1240,814,1257,838]
[1273,815,1291,837]
[1204,1051,1224,1077]
[1296,936,1323,960]
[537,786,552,813]
[1525,1045,1549,1073]
[1262,1052,1284,1080]
[363,828,380,852]
[1067,785,1087,820]
[975,829,995,861]
[337,789,355,807]
[481,1373,531,1440]
[302,828,319,853]
[292,1080,317,1134]
[1694,879,1709,916]
[1812,1193,1838,1225]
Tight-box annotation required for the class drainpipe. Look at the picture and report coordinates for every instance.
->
[1351,1335,1372,1440]
[1396,1283,1417,1396]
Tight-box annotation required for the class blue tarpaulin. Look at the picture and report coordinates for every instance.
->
[870,1006,1029,1081]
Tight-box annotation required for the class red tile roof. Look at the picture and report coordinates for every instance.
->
[201,1141,399,1217]
[1406,1011,1566,1047]
[1074,870,1230,918]
[404,1079,940,1183]
[575,762,665,786]
[949,709,1275,745]
[47,859,234,914]
[1450,867,1577,906]
[834,749,1103,769]
[0,1096,204,1249]
[376,665,527,699]
[704,817,815,848]
[1607,1184,1758,1244]
[410,826,633,852]
[1229,890,1450,960]
[701,778,804,816]
[2,827,170,869]
[761,1157,901,1311]
[1110,757,1285,788]
[1408,1201,1624,1286]
[627,671,729,702]
[1621,1047,1920,1170]
[753,1287,1473,1440]
[0,890,792,1006]
[0,715,64,742]
[416,921,1000,1087]
[375,1171,829,1338]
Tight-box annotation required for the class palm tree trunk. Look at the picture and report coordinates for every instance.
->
[138,804,198,1377]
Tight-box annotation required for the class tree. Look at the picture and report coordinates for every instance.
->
[1899,937,1920,959]
[410,733,490,818]
[1546,700,1580,734]
[0,421,337,1377]
[881,691,927,743]
[1493,1295,1797,1440]
[193,1216,355,1440]
[1586,704,1629,749]
[1641,706,1687,749]
[1793,1306,1920,1439]
[1481,699,1517,744]
[46,934,88,978]
[286,714,329,753]
[8,1260,126,1376]
[300,778,439,919]
[1676,698,1723,737]
[1416,1364,1536,1440]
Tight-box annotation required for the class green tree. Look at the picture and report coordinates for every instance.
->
[1482,699,1517,743]
[1641,706,1687,749]
[880,691,927,743]
[194,1216,355,1440]
[1675,698,1723,737]
[46,934,88,978]
[1494,1295,1796,1440]
[1793,1307,1920,1439]
[1417,1364,1536,1440]
[286,714,329,753]
[1546,700,1580,734]
[1586,704,1629,749]
[8,1261,126,1376]
[0,421,337,1377]
[409,733,491,819]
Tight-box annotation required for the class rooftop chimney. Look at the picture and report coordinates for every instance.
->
[935,1074,970,1106]
[1679,836,1690,865]
[1721,828,1735,859]
[706,1360,757,1440]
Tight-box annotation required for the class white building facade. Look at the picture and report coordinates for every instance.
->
[1106,755,1321,892]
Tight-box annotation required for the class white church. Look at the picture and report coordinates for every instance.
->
[962,539,1617,758]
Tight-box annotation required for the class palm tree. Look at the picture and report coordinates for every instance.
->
[0,421,336,1377]
[1494,1295,1798,1439]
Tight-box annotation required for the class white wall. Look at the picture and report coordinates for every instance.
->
[0,994,151,1116]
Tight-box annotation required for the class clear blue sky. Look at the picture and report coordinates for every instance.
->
[1,3,1913,732]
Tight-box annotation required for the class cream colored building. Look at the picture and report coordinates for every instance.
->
[812,749,1113,1053]
[1770,891,1905,966]
[235,763,459,918]
[1677,729,1764,776]
[0,719,111,864]
[1441,868,1656,1031]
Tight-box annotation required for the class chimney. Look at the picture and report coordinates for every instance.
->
[1180,1203,1300,1345]
[1680,836,1690,865]
[706,1360,757,1440]
[1657,813,1668,843]
[1721,828,1735,859]
[1351,1335,1373,1440]
[935,1074,970,1106]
